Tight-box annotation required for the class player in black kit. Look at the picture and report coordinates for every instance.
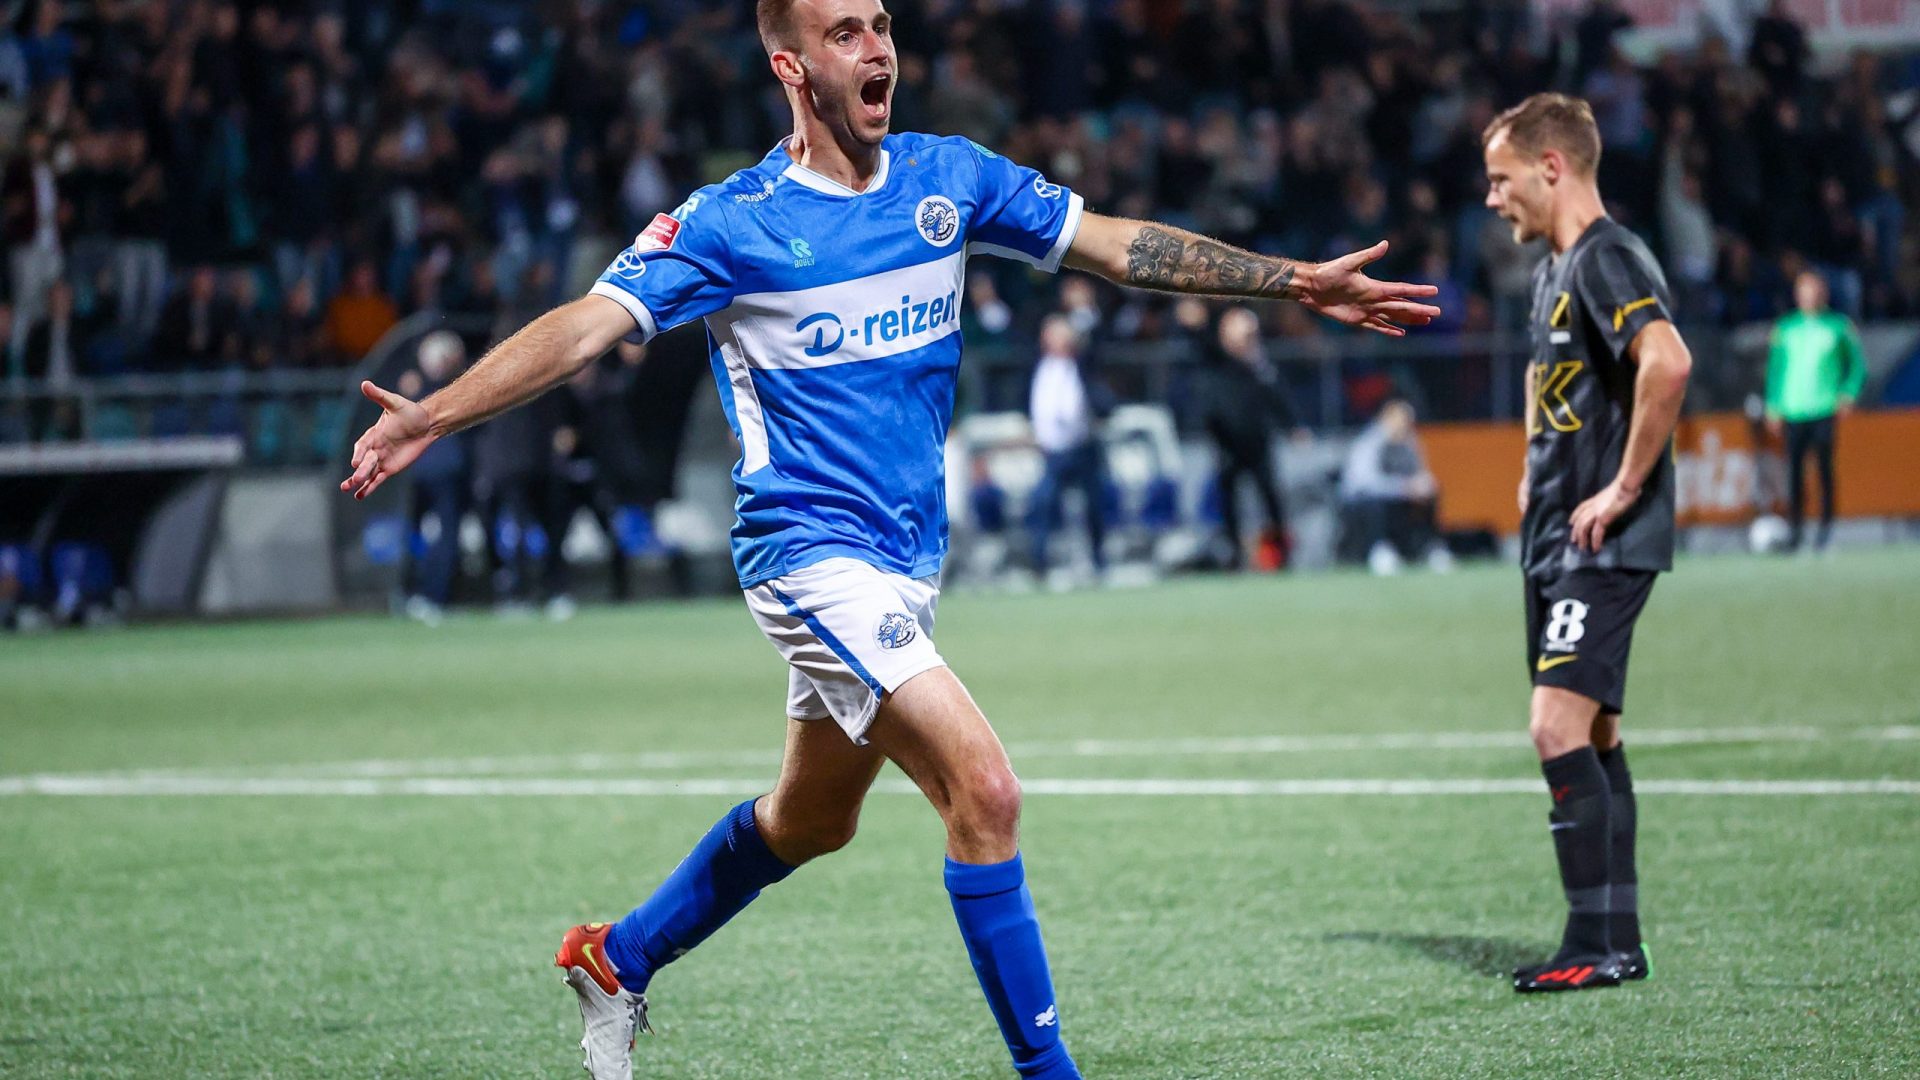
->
[1482,94,1693,993]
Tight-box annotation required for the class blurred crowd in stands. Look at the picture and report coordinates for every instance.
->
[1,0,1916,404]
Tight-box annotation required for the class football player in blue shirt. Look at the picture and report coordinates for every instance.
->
[342,2,1440,1075]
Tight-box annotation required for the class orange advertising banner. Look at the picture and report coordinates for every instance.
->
[1420,409,1920,534]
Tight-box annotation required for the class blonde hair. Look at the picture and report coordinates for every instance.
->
[1483,93,1602,176]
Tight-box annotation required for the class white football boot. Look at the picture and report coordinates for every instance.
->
[556,922,652,1079]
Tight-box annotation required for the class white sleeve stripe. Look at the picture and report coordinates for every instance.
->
[588,281,660,343]
[965,192,1086,273]
[966,241,1039,266]
[1040,192,1085,274]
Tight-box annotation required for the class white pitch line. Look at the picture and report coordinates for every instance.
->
[0,776,773,797]
[25,724,1916,783]
[1016,724,1864,758]
[188,748,784,779]
[0,776,1915,798]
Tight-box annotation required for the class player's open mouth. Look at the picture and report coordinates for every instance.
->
[859,73,891,120]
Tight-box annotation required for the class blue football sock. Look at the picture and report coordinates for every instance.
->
[945,854,1080,1079]
[603,798,795,993]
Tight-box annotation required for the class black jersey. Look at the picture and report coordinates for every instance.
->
[1521,217,1678,580]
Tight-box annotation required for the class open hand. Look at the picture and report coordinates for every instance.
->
[1301,241,1443,337]
[1568,479,1639,553]
[340,381,435,500]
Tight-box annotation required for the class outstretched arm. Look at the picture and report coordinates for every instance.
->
[1063,213,1441,336]
[339,293,634,500]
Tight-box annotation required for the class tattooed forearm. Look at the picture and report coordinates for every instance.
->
[1122,225,1306,300]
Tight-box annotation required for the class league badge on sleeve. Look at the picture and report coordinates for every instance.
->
[634,213,682,253]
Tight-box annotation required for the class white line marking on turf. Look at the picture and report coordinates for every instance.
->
[0,777,1914,798]
[1016,724,1863,758]
[0,776,773,797]
[29,724,1915,782]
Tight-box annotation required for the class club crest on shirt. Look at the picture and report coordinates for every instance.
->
[876,612,918,650]
[915,196,959,247]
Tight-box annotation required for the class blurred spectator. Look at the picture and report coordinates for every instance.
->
[1658,109,1717,320]
[272,123,334,289]
[1477,205,1546,332]
[153,266,230,372]
[20,1,73,91]
[4,123,66,364]
[1200,306,1297,571]
[969,453,1009,541]
[1584,47,1650,212]
[269,278,324,370]
[17,277,77,440]
[962,271,1014,343]
[320,260,399,366]
[1057,276,1104,340]
[1808,178,1865,317]
[1027,314,1109,580]
[1573,0,1634,88]
[114,130,169,348]
[475,380,551,608]
[0,0,1908,445]
[1340,399,1447,575]
[1748,0,1810,99]
[399,331,471,624]
[929,49,1012,146]
[0,25,27,106]
[20,277,73,379]
[71,261,128,377]
[223,269,267,369]
[1763,98,1821,252]
[538,358,637,614]
[1766,272,1865,554]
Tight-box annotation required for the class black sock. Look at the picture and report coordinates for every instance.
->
[1599,743,1640,953]
[1542,747,1612,959]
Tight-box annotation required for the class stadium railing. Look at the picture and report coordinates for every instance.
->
[5,319,1905,457]
[0,369,358,466]
[959,324,1775,427]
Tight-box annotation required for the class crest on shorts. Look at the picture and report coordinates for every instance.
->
[876,612,917,650]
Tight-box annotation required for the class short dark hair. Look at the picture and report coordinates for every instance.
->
[757,0,799,54]
[1483,93,1602,176]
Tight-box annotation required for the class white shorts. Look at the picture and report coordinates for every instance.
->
[743,557,946,742]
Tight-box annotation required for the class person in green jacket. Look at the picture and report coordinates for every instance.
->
[1766,272,1865,553]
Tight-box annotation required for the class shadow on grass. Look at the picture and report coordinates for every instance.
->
[1325,931,1542,977]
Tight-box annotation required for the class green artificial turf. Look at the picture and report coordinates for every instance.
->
[3,548,1916,1077]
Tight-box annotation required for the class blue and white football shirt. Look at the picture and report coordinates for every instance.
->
[589,133,1084,587]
